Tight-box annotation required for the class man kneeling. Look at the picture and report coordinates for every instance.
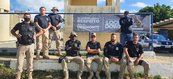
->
[103,33,126,79]
[61,32,84,79]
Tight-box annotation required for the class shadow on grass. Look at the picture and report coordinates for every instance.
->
[0,64,164,79]
[32,70,118,79]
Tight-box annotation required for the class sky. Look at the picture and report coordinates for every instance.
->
[10,0,173,13]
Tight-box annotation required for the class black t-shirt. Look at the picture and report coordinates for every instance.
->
[13,22,40,45]
[48,13,63,30]
[119,17,133,34]
[104,41,123,60]
[86,41,101,56]
[65,39,81,56]
[124,41,144,57]
[34,14,50,29]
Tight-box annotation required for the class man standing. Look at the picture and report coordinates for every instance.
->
[85,33,102,79]
[11,13,43,79]
[48,7,63,56]
[34,6,51,59]
[103,33,126,79]
[124,34,150,79]
[61,32,84,79]
[119,11,133,45]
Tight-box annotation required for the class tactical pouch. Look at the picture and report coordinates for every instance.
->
[19,35,34,45]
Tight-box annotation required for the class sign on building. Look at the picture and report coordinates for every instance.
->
[73,14,151,33]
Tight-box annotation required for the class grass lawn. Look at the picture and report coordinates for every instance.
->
[0,64,164,79]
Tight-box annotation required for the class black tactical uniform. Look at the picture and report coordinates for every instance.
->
[13,22,39,45]
[86,41,101,57]
[104,41,123,60]
[65,39,81,56]
[119,16,133,34]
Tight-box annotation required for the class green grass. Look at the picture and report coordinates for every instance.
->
[153,75,162,79]
[0,64,168,79]
[0,64,15,79]
[0,53,170,79]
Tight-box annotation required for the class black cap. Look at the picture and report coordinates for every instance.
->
[124,11,129,14]
[51,7,59,11]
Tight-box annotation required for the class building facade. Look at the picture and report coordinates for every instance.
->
[0,0,11,42]
[63,0,120,49]
[0,0,22,42]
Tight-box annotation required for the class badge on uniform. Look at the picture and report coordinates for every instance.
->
[56,17,59,20]
[46,17,49,21]
[74,43,77,47]
[116,47,119,50]
[136,48,139,52]
[28,27,33,32]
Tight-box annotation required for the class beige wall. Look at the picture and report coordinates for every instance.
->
[10,14,23,35]
[106,0,114,6]
[0,14,10,41]
[0,0,10,11]
[0,0,23,42]
[69,0,117,6]
[70,0,97,6]
[0,14,22,42]
[0,0,11,41]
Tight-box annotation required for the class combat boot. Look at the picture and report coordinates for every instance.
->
[28,72,33,79]
[96,71,101,79]
[16,72,21,79]
[88,71,93,79]
[77,71,82,79]
[63,71,69,79]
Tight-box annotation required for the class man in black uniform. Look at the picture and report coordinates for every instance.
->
[103,33,126,79]
[61,32,84,79]
[11,13,43,79]
[34,6,51,59]
[48,7,63,56]
[119,11,133,45]
[124,34,150,79]
[85,33,102,79]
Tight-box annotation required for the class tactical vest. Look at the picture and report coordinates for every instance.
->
[18,22,35,45]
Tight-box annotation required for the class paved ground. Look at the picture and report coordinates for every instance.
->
[147,53,173,64]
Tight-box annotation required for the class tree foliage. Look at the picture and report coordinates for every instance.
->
[139,3,173,23]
